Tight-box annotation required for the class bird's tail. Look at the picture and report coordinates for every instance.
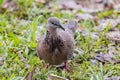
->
[64,20,78,33]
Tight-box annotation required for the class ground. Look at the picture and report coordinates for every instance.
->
[0,0,120,80]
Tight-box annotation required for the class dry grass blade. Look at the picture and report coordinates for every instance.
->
[25,68,36,80]
[47,74,69,80]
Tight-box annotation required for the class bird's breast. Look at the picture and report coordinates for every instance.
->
[44,34,64,53]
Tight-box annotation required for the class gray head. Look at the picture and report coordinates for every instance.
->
[47,17,65,31]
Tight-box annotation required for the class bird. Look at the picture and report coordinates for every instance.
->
[37,17,77,71]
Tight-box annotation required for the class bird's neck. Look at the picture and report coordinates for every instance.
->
[48,28,57,37]
[44,29,57,44]
[45,30,64,52]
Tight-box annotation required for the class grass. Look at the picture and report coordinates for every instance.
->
[0,0,120,80]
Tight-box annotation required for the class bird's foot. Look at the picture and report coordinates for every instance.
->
[64,62,72,73]
[45,64,50,69]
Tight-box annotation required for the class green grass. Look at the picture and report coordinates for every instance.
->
[0,0,120,80]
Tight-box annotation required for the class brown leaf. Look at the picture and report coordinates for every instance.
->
[96,19,119,31]
[108,19,118,27]
[106,31,120,42]
[61,0,82,10]
[94,16,99,26]
[104,76,120,80]
[94,53,105,63]
[103,53,114,62]
[76,13,94,21]
[2,0,18,11]
[103,0,114,10]
[94,52,117,63]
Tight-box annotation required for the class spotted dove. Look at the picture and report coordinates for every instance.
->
[37,17,77,65]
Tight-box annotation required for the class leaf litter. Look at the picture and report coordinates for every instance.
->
[1,0,120,79]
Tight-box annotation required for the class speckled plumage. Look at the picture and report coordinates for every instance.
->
[37,17,77,65]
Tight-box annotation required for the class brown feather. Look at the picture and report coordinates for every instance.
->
[37,17,77,65]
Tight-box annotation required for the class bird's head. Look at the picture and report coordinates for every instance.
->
[48,17,65,31]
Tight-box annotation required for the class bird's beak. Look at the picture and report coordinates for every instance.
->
[58,25,65,31]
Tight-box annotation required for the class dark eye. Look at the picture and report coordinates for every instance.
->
[51,22,58,26]
[51,22,55,25]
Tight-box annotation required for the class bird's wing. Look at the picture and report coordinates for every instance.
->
[64,20,78,34]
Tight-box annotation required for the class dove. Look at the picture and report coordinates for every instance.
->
[37,17,77,71]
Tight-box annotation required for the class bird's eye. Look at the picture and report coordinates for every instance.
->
[51,22,54,25]
[51,22,58,26]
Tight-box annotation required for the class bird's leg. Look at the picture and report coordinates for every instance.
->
[45,63,50,69]
[64,62,71,73]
